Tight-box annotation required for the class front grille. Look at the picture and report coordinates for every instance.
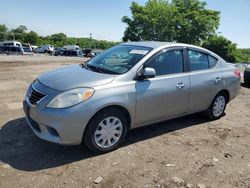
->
[29,87,46,105]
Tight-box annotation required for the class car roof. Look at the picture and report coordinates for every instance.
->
[122,41,222,59]
[122,41,208,49]
[122,41,177,49]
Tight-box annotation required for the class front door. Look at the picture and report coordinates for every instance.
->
[135,48,190,125]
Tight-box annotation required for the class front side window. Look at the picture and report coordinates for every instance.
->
[146,49,184,76]
[86,45,152,74]
[188,50,209,71]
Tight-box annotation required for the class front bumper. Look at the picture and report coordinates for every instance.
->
[23,81,95,145]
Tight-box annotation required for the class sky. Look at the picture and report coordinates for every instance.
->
[0,0,249,48]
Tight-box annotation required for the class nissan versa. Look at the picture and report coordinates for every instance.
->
[23,42,241,153]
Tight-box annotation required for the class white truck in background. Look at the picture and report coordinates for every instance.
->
[2,40,22,47]
[35,45,54,53]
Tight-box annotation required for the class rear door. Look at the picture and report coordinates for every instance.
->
[135,47,190,125]
[187,48,222,112]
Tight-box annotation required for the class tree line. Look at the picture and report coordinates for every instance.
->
[0,0,249,62]
[122,0,249,63]
[0,25,118,50]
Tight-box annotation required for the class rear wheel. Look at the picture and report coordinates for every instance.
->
[205,93,227,120]
[83,108,128,153]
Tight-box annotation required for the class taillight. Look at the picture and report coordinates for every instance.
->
[234,70,241,78]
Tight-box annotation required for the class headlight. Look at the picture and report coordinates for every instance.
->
[47,88,94,108]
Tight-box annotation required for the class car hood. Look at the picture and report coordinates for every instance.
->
[38,65,115,91]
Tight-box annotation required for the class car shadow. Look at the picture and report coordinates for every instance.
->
[0,114,208,171]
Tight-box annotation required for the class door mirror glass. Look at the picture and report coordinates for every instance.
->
[142,67,156,78]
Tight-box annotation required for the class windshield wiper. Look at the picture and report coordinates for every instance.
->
[85,63,120,75]
[84,63,105,73]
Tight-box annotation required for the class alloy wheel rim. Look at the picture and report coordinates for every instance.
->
[213,96,226,117]
[94,117,123,148]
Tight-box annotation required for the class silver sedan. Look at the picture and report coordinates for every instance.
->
[23,42,241,153]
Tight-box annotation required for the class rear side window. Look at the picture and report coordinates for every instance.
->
[208,55,218,69]
[146,49,184,76]
[188,50,209,71]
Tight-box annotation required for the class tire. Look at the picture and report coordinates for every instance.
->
[44,50,48,54]
[83,108,128,153]
[205,92,227,120]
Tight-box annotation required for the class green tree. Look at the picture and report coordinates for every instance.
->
[24,31,39,44]
[122,0,220,44]
[237,49,250,63]
[49,33,67,45]
[122,1,176,41]
[172,0,220,44]
[0,24,8,41]
[0,23,118,50]
[202,35,240,63]
[12,25,28,33]
[9,25,28,42]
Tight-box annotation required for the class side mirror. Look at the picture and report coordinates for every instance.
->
[142,67,156,78]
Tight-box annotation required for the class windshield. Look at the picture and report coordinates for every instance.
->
[86,45,152,74]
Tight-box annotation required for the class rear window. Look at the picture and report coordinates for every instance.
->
[208,55,218,69]
[188,50,209,71]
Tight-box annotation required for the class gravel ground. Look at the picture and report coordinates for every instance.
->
[0,55,249,188]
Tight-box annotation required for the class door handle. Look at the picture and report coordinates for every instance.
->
[176,83,185,89]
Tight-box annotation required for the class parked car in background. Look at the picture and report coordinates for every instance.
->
[23,47,33,55]
[22,44,33,55]
[30,45,38,52]
[244,65,250,86]
[88,51,102,58]
[35,45,54,53]
[54,47,65,56]
[83,49,92,57]
[62,50,83,57]
[0,45,24,55]
[63,45,80,51]
[2,40,22,47]
[23,42,241,153]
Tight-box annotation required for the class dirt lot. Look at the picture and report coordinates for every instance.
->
[0,55,249,188]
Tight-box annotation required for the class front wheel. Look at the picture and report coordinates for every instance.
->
[83,108,128,153]
[205,93,227,120]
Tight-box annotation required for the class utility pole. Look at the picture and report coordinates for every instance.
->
[12,32,15,41]
[89,33,92,49]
